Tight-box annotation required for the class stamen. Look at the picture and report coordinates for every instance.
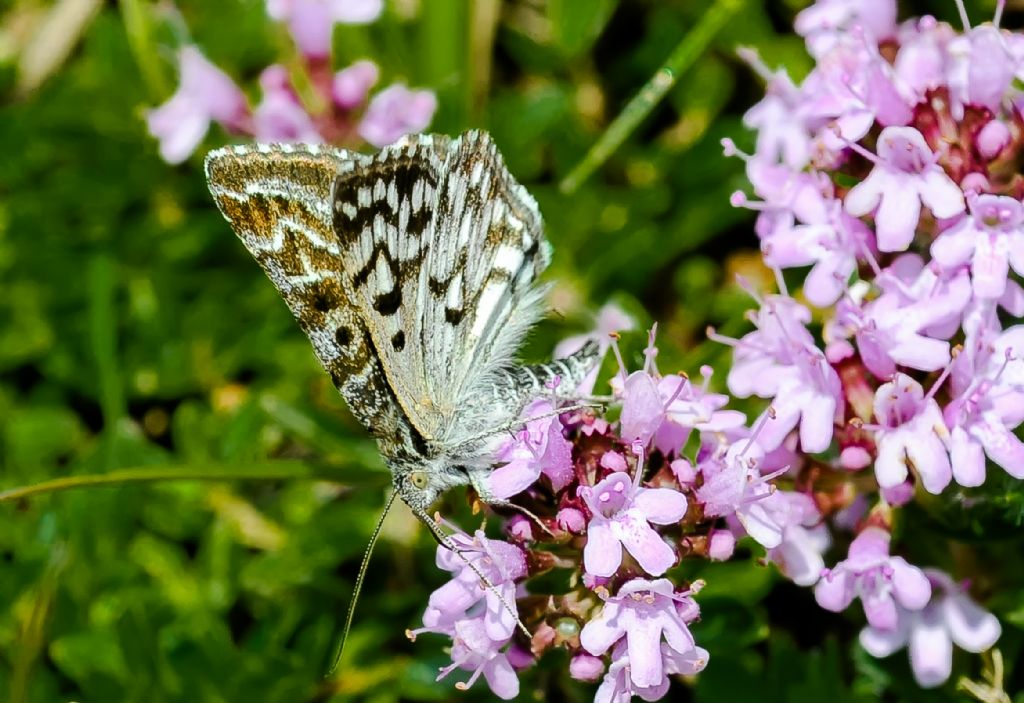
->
[994,0,1005,28]
[735,274,764,306]
[741,405,776,457]
[721,138,751,161]
[609,332,630,387]
[736,46,775,83]
[772,266,788,297]
[955,0,971,30]
[644,323,660,375]
[835,127,884,166]
[662,373,691,411]
[924,345,963,402]
[455,662,486,691]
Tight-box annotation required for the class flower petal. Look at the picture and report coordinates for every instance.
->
[584,518,624,578]
[580,604,626,656]
[951,425,986,487]
[908,610,953,688]
[483,654,520,700]
[943,593,1002,652]
[614,512,677,576]
[633,488,687,525]
[890,557,932,610]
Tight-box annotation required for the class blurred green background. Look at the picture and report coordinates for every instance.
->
[1,1,1020,701]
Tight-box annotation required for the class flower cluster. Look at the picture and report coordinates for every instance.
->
[720,0,1015,689]
[411,313,835,700]
[146,1,436,163]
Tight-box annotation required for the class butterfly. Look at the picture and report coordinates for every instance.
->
[204,130,601,663]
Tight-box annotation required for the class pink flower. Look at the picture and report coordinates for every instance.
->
[765,492,831,586]
[146,47,248,164]
[844,126,965,252]
[724,295,842,453]
[944,326,1024,485]
[488,399,574,499]
[267,0,383,58]
[437,618,520,699]
[595,641,709,703]
[581,579,706,692]
[838,255,971,378]
[795,0,897,57]
[252,65,322,143]
[859,569,1001,688]
[332,59,379,109]
[696,441,788,549]
[932,193,1024,300]
[816,527,932,630]
[738,49,811,169]
[415,530,526,642]
[758,186,872,307]
[872,373,953,494]
[579,472,686,577]
[357,84,437,147]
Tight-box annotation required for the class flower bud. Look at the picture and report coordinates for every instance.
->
[569,653,605,682]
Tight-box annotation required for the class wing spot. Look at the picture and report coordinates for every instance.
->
[391,330,406,351]
[311,289,333,312]
[335,326,352,347]
[373,287,402,316]
[445,307,464,325]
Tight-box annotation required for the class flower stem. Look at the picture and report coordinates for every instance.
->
[559,0,744,194]
[0,460,388,504]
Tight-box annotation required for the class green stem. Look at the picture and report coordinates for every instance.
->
[559,0,743,194]
[0,460,388,504]
[119,0,169,100]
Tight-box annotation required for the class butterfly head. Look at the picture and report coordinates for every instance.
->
[389,455,478,512]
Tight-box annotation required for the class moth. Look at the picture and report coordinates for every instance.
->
[204,131,600,661]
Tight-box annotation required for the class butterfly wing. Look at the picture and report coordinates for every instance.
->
[330,131,550,444]
[204,144,405,440]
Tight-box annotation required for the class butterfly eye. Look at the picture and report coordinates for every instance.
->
[410,471,429,490]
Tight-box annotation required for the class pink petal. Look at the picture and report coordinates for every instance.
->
[859,623,908,657]
[633,487,687,525]
[584,519,624,578]
[906,433,952,495]
[977,419,1024,478]
[890,557,932,610]
[799,391,836,453]
[951,426,986,487]
[579,604,626,656]
[487,458,540,500]
[863,591,899,631]
[943,593,1002,653]
[815,570,855,612]
[971,236,1010,299]
[874,435,910,488]
[919,169,966,219]
[614,512,676,576]
[931,226,976,269]
[483,654,520,700]
[875,178,922,252]
[844,168,886,217]
[738,501,784,549]
[623,611,666,688]
[908,612,953,688]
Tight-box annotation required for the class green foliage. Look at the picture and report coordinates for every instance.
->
[1,1,1019,701]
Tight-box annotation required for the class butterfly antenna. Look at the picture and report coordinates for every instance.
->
[327,489,398,676]
[411,506,531,640]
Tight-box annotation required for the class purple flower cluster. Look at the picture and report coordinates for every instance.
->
[721,0,1014,689]
[410,311,845,700]
[146,2,436,163]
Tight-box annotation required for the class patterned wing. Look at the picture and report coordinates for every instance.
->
[330,131,549,444]
[204,144,404,440]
